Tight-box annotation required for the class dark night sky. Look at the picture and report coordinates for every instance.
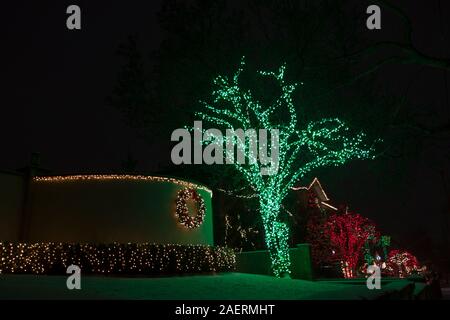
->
[2,1,163,173]
[1,1,450,255]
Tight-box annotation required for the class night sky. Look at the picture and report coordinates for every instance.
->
[2,1,450,258]
[2,1,163,172]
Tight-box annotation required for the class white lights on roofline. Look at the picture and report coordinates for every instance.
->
[33,174,213,197]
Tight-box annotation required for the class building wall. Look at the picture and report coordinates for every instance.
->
[0,171,25,241]
[27,176,214,245]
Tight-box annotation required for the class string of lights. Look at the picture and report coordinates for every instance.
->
[33,175,213,197]
[0,242,235,275]
[224,214,259,251]
[216,188,258,199]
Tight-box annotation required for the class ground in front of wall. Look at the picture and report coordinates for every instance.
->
[0,272,422,300]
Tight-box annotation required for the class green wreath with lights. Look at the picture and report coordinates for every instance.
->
[175,188,206,228]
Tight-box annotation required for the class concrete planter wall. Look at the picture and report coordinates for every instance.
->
[235,244,314,280]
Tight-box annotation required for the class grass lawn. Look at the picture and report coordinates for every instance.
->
[0,272,412,300]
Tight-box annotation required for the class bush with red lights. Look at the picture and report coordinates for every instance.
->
[385,249,425,278]
[323,210,377,278]
[304,194,425,278]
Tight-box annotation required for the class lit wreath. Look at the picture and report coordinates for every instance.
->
[175,188,206,228]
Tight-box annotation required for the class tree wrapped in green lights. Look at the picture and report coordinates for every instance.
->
[194,58,377,277]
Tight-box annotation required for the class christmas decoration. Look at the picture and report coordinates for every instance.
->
[362,234,390,268]
[224,214,259,251]
[0,242,235,275]
[34,174,213,196]
[324,211,377,278]
[193,58,377,276]
[305,190,335,267]
[175,188,206,228]
[385,249,426,278]
[380,235,390,261]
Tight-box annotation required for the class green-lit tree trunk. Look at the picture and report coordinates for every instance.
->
[260,198,291,277]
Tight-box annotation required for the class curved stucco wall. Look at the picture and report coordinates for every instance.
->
[0,172,24,241]
[27,175,213,245]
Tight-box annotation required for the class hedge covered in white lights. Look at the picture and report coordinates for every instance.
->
[0,242,236,275]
